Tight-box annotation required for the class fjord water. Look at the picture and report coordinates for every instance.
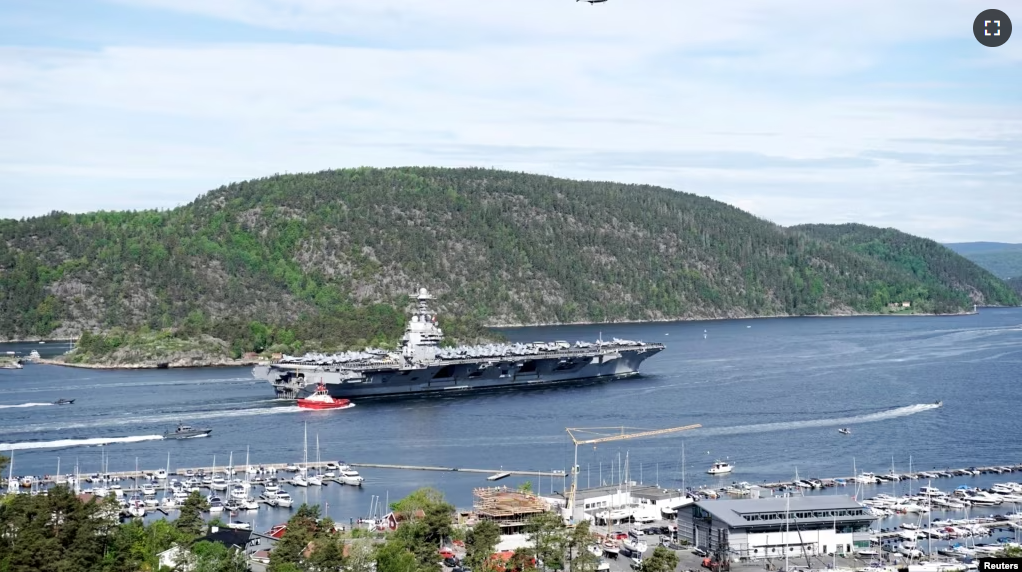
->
[2,309,1021,529]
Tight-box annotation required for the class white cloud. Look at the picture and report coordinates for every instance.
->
[0,0,1019,241]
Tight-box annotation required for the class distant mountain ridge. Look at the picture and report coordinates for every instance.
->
[0,167,1017,353]
[944,242,1022,279]
[794,224,1017,309]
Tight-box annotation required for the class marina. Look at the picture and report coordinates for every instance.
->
[3,308,1022,555]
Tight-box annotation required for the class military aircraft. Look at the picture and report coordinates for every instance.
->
[578,0,608,3]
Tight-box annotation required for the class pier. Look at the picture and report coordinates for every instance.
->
[752,463,1022,490]
[4,460,567,488]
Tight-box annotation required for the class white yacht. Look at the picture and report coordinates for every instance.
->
[339,469,364,486]
[292,473,308,487]
[140,483,156,496]
[210,475,228,491]
[274,491,294,508]
[857,472,879,484]
[207,496,224,513]
[230,485,248,501]
[707,460,733,475]
[965,491,1002,505]
[154,469,168,480]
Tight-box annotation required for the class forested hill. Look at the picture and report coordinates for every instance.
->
[944,242,1022,280]
[791,224,1018,309]
[1,167,1016,351]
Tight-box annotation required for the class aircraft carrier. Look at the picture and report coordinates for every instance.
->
[252,288,665,399]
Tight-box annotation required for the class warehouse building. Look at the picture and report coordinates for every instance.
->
[676,496,876,561]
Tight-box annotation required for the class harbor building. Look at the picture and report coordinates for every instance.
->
[675,496,876,561]
[547,483,694,525]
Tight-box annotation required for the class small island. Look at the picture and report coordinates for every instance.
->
[0,356,23,369]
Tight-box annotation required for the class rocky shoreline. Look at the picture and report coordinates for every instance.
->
[35,357,269,370]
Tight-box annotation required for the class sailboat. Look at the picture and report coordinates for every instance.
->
[308,435,323,486]
[161,453,178,509]
[6,450,17,495]
[127,458,146,518]
[292,424,309,487]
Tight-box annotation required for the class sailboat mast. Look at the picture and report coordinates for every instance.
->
[682,441,686,491]
[784,494,790,572]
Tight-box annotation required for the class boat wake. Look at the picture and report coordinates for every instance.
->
[0,405,305,435]
[0,402,53,409]
[696,402,942,437]
[0,434,164,451]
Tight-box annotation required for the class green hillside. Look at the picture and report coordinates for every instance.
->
[1008,277,1022,296]
[792,224,1018,309]
[960,251,1022,280]
[1,167,1016,354]
[944,242,1022,279]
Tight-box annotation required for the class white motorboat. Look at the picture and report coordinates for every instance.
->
[965,491,1002,505]
[127,497,146,518]
[241,497,259,510]
[230,485,248,501]
[339,469,364,486]
[208,496,224,513]
[226,520,252,531]
[857,472,879,484]
[274,492,294,508]
[292,474,308,487]
[143,494,159,507]
[210,475,228,491]
[707,460,733,475]
[141,483,156,496]
[154,469,167,480]
[263,480,279,494]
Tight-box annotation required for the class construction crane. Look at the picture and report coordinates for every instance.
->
[562,424,701,524]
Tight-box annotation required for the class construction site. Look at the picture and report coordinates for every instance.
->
[473,486,553,534]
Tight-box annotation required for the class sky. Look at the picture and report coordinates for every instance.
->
[0,0,1019,242]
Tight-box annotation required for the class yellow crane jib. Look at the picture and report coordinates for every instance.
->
[562,424,701,524]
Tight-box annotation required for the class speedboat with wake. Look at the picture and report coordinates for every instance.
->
[163,424,212,439]
[296,383,355,410]
[53,398,75,405]
[838,428,851,435]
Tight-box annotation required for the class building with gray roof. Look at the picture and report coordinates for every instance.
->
[676,495,876,561]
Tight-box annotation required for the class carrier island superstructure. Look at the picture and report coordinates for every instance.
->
[252,288,665,399]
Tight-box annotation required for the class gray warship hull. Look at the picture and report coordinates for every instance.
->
[253,287,665,400]
[254,344,663,400]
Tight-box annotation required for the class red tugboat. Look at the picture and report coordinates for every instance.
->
[296,383,355,410]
